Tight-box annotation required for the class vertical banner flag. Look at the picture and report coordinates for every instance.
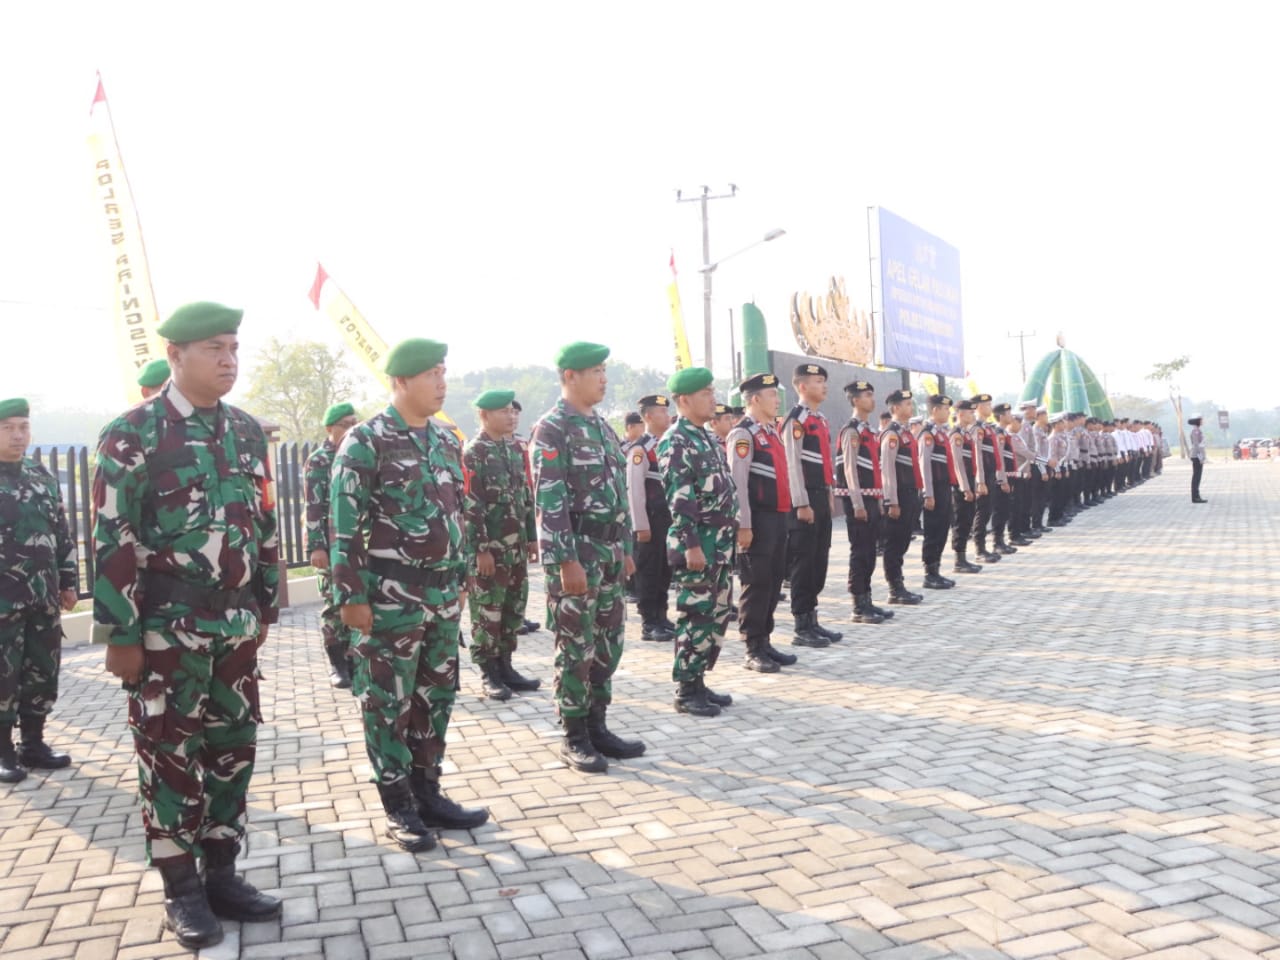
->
[308,264,460,429]
[88,73,164,403]
[667,252,693,371]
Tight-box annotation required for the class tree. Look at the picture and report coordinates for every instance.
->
[243,339,363,442]
[1146,355,1191,457]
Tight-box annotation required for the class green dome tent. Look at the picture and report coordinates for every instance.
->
[1018,337,1115,419]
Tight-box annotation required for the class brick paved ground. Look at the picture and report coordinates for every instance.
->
[3,460,1278,960]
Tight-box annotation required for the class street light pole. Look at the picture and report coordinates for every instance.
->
[677,184,737,371]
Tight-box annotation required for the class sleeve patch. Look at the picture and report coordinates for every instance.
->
[632,450,644,465]
[792,424,804,440]
[735,439,751,459]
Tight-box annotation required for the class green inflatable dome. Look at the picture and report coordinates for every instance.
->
[1018,337,1114,419]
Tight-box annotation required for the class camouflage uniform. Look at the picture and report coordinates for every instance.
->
[329,407,469,786]
[0,458,77,725]
[656,417,737,682]
[531,398,632,718]
[93,383,279,867]
[303,441,351,662]
[463,433,535,664]
[511,434,536,625]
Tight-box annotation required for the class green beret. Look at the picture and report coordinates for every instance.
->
[323,402,356,427]
[136,359,171,388]
[473,389,515,411]
[666,366,713,396]
[0,398,29,420]
[385,338,448,377]
[555,341,610,371]
[156,301,243,343]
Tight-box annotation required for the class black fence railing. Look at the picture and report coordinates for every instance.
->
[32,442,318,600]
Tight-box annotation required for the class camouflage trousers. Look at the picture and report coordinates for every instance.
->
[0,605,62,725]
[354,579,461,785]
[671,564,732,683]
[317,567,353,656]
[128,627,262,867]
[544,552,625,719]
[467,549,528,665]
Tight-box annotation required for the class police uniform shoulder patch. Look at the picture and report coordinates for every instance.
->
[735,438,751,459]
[922,434,933,445]
[887,436,898,447]
[632,450,644,465]
[792,424,804,440]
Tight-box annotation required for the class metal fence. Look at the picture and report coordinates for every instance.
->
[33,442,318,600]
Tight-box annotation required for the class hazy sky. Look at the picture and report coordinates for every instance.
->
[3,1,1278,414]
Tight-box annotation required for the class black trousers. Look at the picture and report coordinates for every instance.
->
[738,510,787,642]
[1029,468,1048,528]
[921,488,952,567]
[1191,457,1204,500]
[633,521,672,623]
[789,489,832,615]
[1008,477,1027,535]
[990,482,1011,541]
[1049,474,1068,521]
[951,489,976,552]
[971,492,993,548]
[843,497,881,595]
[882,487,917,584]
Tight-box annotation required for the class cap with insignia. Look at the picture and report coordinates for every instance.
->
[969,393,992,404]
[323,402,356,426]
[385,338,448,377]
[666,366,713,396]
[473,389,516,410]
[928,394,953,408]
[0,398,30,420]
[738,372,778,394]
[955,399,975,411]
[731,405,745,416]
[511,400,522,412]
[637,395,670,411]
[157,301,243,343]
[886,389,913,405]
[136,358,171,389]
[844,379,874,395]
[713,402,730,416]
[624,412,643,426]
[794,362,828,379]
[992,402,1011,414]
[555,341,610,371]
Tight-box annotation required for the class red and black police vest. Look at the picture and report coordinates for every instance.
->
[735,418,792,513]
[835,418,881,495]
[786,405,834,490]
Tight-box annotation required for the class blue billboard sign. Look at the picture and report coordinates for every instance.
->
[876,208,964,377]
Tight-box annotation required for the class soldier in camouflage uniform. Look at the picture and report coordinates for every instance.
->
[656,369,738,718]
[94,303,282,950]
[532,341,644,774]
[137,359,171,400]
[304,402,360,690]
[0,398,78,784]
[464,389,540,701]
[330,338,487,852]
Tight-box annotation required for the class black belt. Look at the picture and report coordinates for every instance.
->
[140,570,255,614]
[368,557,454,589]
[570,513,626,542]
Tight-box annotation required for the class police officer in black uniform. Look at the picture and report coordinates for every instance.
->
[879,389,923,605]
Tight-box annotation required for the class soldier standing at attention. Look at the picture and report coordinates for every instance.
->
[836,380,894,623]
[532,343,643,774]
[917,395,957,590]
[879,389,924,605]
[949,399,983,573]
[464,390,540,701]
[658,368,738,717]
[94,303,281,948]
[305,402,360,690]
[137,359,171,400]
[626,395,676,642]
[968,394,1005,562]
[726,373,798,670]
[780,363,842,646]
[0,399,77,784]
[1188,416,1208,503]
[330,338,488,853]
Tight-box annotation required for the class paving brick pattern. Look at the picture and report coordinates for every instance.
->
[2,460,1278,959]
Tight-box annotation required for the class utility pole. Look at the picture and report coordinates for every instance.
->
[1007,329,1037,383]
[677,184,737,371]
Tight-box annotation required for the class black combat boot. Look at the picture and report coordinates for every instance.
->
[17,715,70,769]
[852,595,885,624]
[764,639,798,665]
[560,715,608,773]
[517,619,540,635]
[480,661,512,701]
[791,611,829,648]
[410,766,489,830]
[974,540,1001,563]
[811,613,843,642]
[922,565,953,590]
[674,680,721,717]
[586,703,646,759]
[376,780,437,852]
[743,636,780,673]
[159,860,223,949]
[696,674,733,707]
[325,645,352,689]
[866,594,895,619]
[888,579,924,605]
[203,842,281,922]
[498,651,540,692]
[993,537,1018,555]
[0,724,28,784]
[953,550,982,573]
[659,615,677,633]
[641,621,674,642]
